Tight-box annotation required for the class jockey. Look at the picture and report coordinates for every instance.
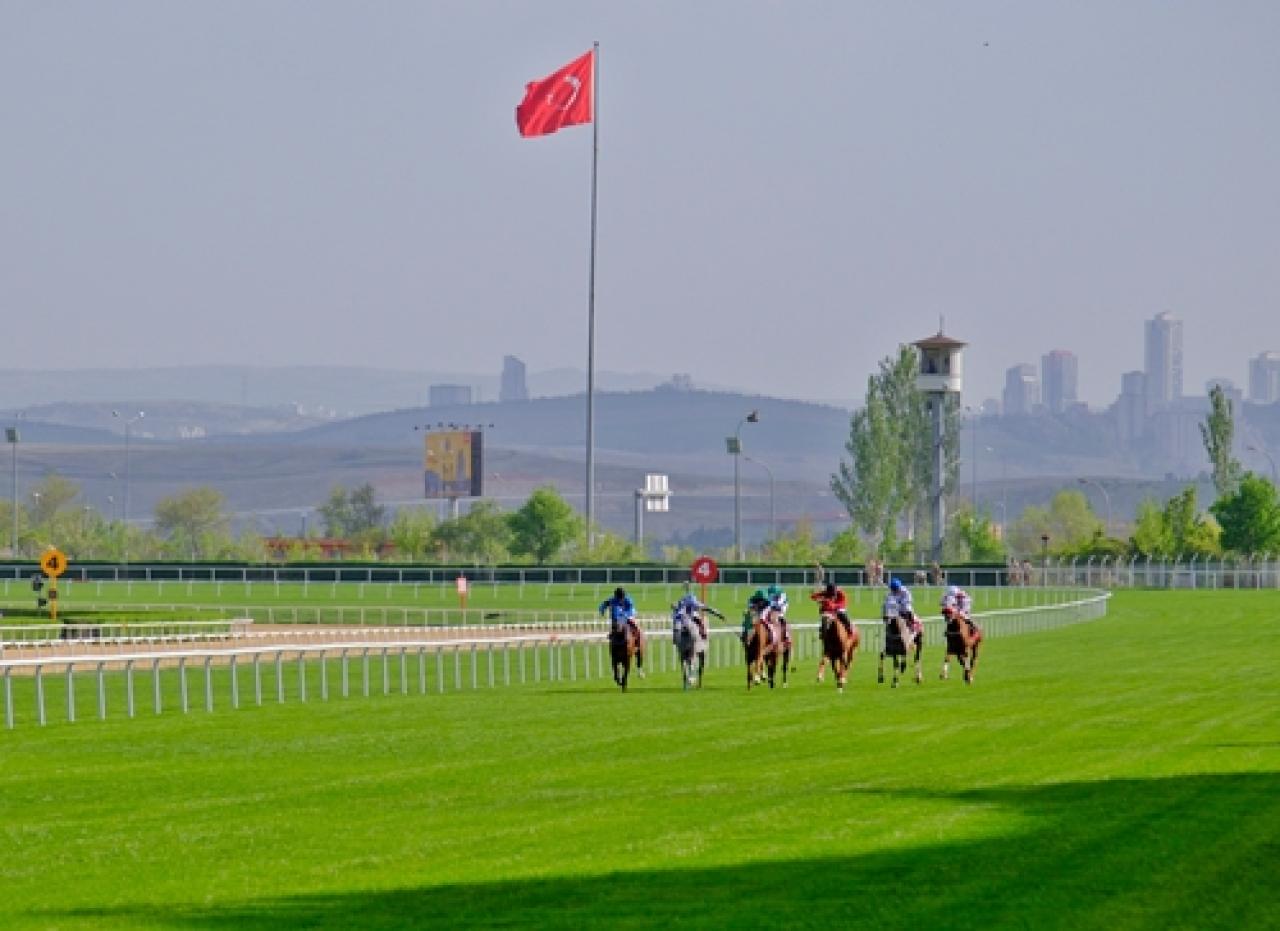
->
[882,589,916,651]
[671,592,722,643]
[888,577,915,619]
[600,587,640,637]
[941,584,973,621]
[740,588,770,642]
[767,584,791,644]
[601,586,645,675]
[888,577,919,646]
[811,580,854,638]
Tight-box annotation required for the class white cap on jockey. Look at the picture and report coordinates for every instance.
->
[947,585,961,597]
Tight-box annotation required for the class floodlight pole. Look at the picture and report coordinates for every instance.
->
[6,427,18,556]
[732,410,759,560]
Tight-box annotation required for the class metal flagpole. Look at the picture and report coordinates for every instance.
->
[585,40,599,549]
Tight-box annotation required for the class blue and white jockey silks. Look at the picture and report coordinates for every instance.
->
[600,594,636,631]
[891,586,914,618]
[671,595,702,642]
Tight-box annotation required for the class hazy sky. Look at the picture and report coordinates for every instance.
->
[3,2,1277,408]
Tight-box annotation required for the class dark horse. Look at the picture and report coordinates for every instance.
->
[941,609,983,684]
[610,622,645,691]
[744,608,790,690]
[816,612,860,693]
[878,611,924,687]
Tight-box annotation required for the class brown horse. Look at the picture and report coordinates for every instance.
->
[610,623,645,691]
[816,612,860,692]
[744,609,790,690]
[941,610,983,684]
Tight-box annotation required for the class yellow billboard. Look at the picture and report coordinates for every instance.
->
[424,430,483,499]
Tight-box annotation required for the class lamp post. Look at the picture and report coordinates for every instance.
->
[966,406,978,509]
[6,427,17,556]
[1247,444,1278,484]
[743,455,776,543]
[1077,478,1112,537]
[728,410,759,560]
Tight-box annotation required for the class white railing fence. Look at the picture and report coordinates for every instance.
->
[1,559,1269,593]
[1,589,1110,729]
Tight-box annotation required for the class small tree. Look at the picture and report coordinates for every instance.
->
[1200,384,1243,498]
[153,487,230,558]
[433,500,511,563]
[388,507,437,561]
[508,487,582,564]
[1210,474,1280,555]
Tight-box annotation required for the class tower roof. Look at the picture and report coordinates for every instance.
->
[913,330,967,350]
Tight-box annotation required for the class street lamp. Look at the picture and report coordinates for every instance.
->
[743,455,776,543]
[966,406,978,509]
[728,410,759,560]
[5,427,17,556]
[1077,478,1112,538]
[1246,445,1278,484]
[112,410,145,528]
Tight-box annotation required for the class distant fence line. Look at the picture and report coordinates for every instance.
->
[0,559,1273,589]
[1,589,1110,729]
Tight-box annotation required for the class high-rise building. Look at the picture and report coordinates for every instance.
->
[1001,364,1039,416]
[1003,364,1039,415]
[1144,312,1183,413]
[1040,350,1079,414]
[428,384,473,407]
[1248,351,1280,404]
[499,355,529,402]
[1115,370,1147,443]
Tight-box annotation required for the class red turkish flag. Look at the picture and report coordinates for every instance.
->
[515,50,593,138]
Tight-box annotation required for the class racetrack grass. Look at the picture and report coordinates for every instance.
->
[0,577,1057,627]
[2,590,1276,930]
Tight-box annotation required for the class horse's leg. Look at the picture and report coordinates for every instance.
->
[877,650,886,684]
[817,652,827,683]
[941,648,951,680]
[782,648,790,688]
[914,636,924,684]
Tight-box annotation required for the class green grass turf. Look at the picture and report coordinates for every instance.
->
[1,589,1277,930]
[0,577,1059,627]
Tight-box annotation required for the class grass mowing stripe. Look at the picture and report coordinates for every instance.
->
[1,590,1276,929]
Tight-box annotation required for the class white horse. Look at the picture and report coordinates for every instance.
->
[673,614,709,690]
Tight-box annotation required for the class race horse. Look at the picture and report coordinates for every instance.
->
[743,607,791,690]
[609,621,645,691]
[673,613,708,690]
[878,610,924,687]
[941,609,983,684]
[816,612,860,693]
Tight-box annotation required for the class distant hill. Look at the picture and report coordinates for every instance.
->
[0,364,676,415]
[259,387,852,482]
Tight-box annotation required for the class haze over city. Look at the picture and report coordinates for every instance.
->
[3,2,1277,407]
